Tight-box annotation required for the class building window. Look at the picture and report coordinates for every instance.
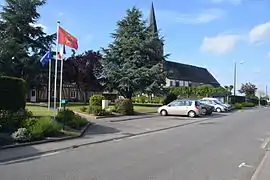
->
[170,81,173,86]
[31,90,36,96]
[70,90,76,98]
[179,80,184,86]
[175,81,179,87]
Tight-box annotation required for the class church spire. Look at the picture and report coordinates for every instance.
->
[149,2,158,34]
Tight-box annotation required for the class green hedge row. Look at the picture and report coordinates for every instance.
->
[0,76,27,111]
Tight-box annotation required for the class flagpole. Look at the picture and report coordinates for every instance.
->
[59,45,64,109]
[54,21,60,111]
[48,55,51,110]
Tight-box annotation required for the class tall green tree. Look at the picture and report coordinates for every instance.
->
[102,7,167,99]
[0,0,55,88]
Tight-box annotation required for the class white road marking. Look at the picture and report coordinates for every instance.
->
[113,139,122,142]
[238,162,253,168]
[0,151,61,165]
[260,137,270,149]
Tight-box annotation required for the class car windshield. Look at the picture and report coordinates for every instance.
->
[214,100,223,105]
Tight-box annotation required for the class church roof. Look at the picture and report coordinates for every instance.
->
[163,60,220,87]
[149,2,158,34]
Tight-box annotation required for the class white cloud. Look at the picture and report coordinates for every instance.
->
[212,0,243,5]
[249,21,270,44]
[155,8,225,24]
[29,23,48,33]
[58,12,64,16]
[200,34,240,55]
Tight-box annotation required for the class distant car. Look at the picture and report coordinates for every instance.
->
[199,101,215,115]
[202,98,233,111]
[158,99,203,118]
[200,98,228,112]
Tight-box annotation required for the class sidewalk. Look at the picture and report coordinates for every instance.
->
[251,150,270,180]
[0,115,211,163]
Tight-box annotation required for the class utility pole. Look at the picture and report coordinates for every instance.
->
[233,62,237,96]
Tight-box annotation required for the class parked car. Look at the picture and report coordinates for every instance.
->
[199,101,215,115]
[158,99,203,118]
[202,98,233,111]
[200,98,228,112]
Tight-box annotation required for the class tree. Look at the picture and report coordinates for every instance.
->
[63,50,104,103]
[102,7,167,99]
[239,82,257,97]
[0,0,55,87]
[196,84,214,97]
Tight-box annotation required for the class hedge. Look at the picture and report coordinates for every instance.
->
[0,76,27,111]
[89,94,105,106]
[115,98,134,115]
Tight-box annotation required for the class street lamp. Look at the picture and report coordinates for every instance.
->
[233,60,245,96]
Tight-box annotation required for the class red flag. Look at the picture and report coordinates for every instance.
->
[58,26,78,50]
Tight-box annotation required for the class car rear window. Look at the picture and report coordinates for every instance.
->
[195,101,200,106]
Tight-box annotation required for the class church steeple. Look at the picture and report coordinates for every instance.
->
[149,2,158,34]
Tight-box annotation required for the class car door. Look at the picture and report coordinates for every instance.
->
[182,100,192,115]
[167,100,185,115]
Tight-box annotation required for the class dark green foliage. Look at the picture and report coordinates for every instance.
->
[115,99,134,115]
[27,117,61,140]
[88,106,109,116]
[102,7,167,99]
[55,109,88,130]
[0,109,32,133]
[241,102,255,107]
[163,93,177,105]
[234,103,243,109]
[229,95,245,104]
[0,76,27,111]
[89,95,105,106]
[80,106,87,112]
[0,0,55,88]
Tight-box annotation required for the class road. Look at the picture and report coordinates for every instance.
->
[1,108,270,180]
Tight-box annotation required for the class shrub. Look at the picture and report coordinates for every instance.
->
[241,102,255,107]
[80,106,87,112]
[234,103,243,109]
[56,109,89,130]
[107,106,116,113]
[138,95,147,103]
[0,109,33,133]
[115,98,134,115]
[12,128,31,143]
[38,117,61,137]
[89,94,105,106]
[163,93,177,105]
[0,76,27,111]
[88,105,108,116]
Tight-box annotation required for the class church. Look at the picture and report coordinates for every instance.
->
[149,3,220,88]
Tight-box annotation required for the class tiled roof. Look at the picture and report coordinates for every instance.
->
[163,60,220,87]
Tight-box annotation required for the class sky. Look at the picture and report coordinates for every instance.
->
[1,0,270,94]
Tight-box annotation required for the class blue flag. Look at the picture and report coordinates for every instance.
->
[40,50,52,66]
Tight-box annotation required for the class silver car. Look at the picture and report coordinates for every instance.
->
[158,99,203,118]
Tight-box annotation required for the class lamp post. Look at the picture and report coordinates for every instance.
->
[233,61,245,96]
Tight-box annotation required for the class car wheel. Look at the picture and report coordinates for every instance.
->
[216,108,221,113]
[160,110,168,116]
[188,110,196,118]
[202,108,207,115]
[206,111,213,115]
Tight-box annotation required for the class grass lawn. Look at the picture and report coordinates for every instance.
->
[26,105,56,117]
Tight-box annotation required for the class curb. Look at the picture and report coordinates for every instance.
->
[0,123,92,150]
[0,117,211,163]
[109,114,159,122]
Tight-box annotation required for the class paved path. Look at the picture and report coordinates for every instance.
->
[1,108,270,180]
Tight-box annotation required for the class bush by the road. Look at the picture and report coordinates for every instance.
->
[12,128,31,143]
[89,94,105,106]
[0,109,32,133]
[234,103,243,109]
[56,109,88,130]
[115,98,134,115]
[0,76,27,111]
[241,102,255,107]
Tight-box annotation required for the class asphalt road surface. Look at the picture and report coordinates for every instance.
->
[1,108,270,180]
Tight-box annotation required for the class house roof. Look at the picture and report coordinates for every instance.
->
[163,60,220,87]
